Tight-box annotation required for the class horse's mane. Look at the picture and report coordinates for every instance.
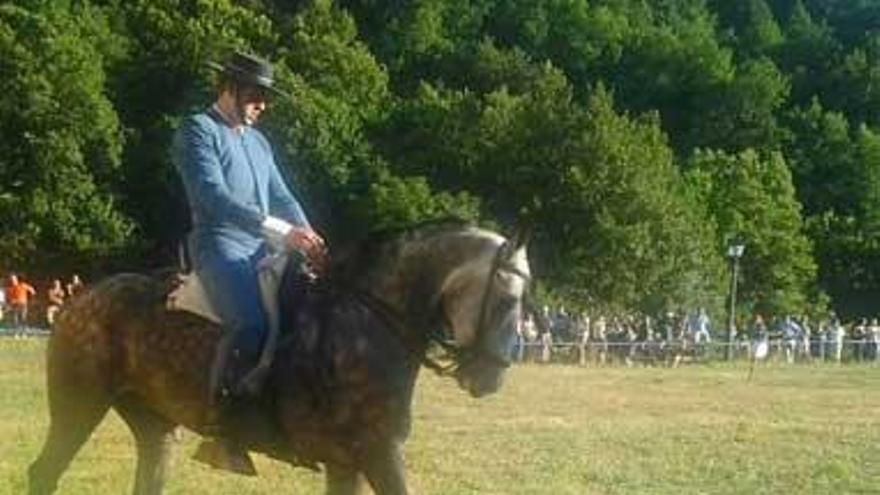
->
[356,216,475,247]
[273,218,482,352]
[327,217,477,286]
[274,219,476,373]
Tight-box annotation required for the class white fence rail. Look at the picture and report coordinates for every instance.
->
[513,339,880,365]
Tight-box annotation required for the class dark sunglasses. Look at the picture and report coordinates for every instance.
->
[239,84,273,103]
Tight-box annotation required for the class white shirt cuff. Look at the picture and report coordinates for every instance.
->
[262,216,294,251]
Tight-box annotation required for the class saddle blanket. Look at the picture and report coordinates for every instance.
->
[166,253,290,328]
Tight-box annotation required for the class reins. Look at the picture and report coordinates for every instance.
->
[356,239,531,375]
[461,241,532,369]
[349,289,460,376]
[279,232,530,378]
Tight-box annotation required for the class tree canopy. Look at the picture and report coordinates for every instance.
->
[3,0,880,318]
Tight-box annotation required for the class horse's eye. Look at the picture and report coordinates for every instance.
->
[496,295,519,311]
[494,270,516,285]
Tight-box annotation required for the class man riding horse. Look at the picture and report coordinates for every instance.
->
[28,50,532,495]
[172,50,327,469]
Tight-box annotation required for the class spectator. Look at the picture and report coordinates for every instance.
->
[868,318,880,362]
[751,316,771,362]
[576,311,591,366]
[46,279,65,326]
[851,318,868,361]
[640,314,661,366]
[617,315,639,367]
[519,312,538,363]
[815,318,828,361]
[552,306,572,342]
[781,315,804,364]
[0,283,5,324]
[593,315,608,365]
[66,274,84,298]
[750,314,768,340]
[798,315,812,360]
[660,311,677,343]
[828,317,846,363]
[540,329,553,363]
[7,274,36,336]
[687,308,712,345]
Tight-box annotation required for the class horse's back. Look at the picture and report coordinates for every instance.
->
[47,273,217,408]
[52,273,159,345]
[49,274,156,362]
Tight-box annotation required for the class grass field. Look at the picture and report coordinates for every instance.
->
[1,339,879,494]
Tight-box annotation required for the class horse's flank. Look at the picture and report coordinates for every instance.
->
[49,274,220,427]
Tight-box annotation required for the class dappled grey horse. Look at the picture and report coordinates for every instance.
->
[28,220,530,495]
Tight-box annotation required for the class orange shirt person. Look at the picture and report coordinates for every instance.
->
[7,274,36,329]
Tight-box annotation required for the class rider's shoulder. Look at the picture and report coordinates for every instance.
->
[185,112,217,131]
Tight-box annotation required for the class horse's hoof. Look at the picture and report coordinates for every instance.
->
[192,438,258,476]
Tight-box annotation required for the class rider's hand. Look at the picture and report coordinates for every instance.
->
[284,226,329,273]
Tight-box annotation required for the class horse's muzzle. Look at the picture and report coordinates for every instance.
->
[455,361,505,398]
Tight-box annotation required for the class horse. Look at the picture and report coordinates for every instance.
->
[28,220,531,495]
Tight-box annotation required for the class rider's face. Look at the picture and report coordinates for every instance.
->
[237,84,271,125]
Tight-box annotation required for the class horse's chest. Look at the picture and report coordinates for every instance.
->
[275,392,411,465]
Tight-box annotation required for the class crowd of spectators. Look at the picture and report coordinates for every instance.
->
[0,271,876,368]
[516,305,880,366]
[0,273,85,335]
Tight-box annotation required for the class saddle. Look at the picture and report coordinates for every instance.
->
[166,253,294,394]
[166,254,324,475]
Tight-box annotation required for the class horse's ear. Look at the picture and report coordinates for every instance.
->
[511,219,531,251]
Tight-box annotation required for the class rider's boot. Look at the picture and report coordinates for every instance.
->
[192,331,258,476]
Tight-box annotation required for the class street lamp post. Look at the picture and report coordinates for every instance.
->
[726,244,745,360]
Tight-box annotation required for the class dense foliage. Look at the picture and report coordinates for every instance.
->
[2,0,879,318]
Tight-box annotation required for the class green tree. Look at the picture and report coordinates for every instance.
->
[783,99,862,217]
[686,149,817,315]
[99,0,277,261]
[486,0,633,91]
[267,0,475,240]
[778,0,839,105]
[856,124,880,232]
[806,212,880,318]
[739,0,785,57]
[826,37,880,128]
[609,1,735,154]
[377,67,724,312]
[0,3,132,272]
[689,57,789,152]
[803,125,880,316]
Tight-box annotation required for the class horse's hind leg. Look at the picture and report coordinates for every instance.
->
[114,398,177,495]
[28,384,110,495]
[361,442,408,495]
[325,463,366,495]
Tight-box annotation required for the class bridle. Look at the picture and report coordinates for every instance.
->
[351,238,530,376]
[453,240,531,370]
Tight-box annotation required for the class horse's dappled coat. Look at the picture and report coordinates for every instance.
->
[29,221,530,495]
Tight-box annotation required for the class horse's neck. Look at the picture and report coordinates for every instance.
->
[357,238,454,328]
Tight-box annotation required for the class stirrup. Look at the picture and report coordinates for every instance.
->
[235,362,270,397]
[192,438,257,476]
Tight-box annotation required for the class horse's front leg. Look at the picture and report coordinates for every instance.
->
[325,462,366,495]
[361,441,407,495]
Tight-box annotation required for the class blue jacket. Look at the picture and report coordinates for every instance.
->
[172,108,310,351]
[173,108,310,258]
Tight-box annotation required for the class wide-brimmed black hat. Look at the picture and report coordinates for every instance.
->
[208,50,282,95]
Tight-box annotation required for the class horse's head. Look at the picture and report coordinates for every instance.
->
[337,220,531,398]
[437,227,531,397]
